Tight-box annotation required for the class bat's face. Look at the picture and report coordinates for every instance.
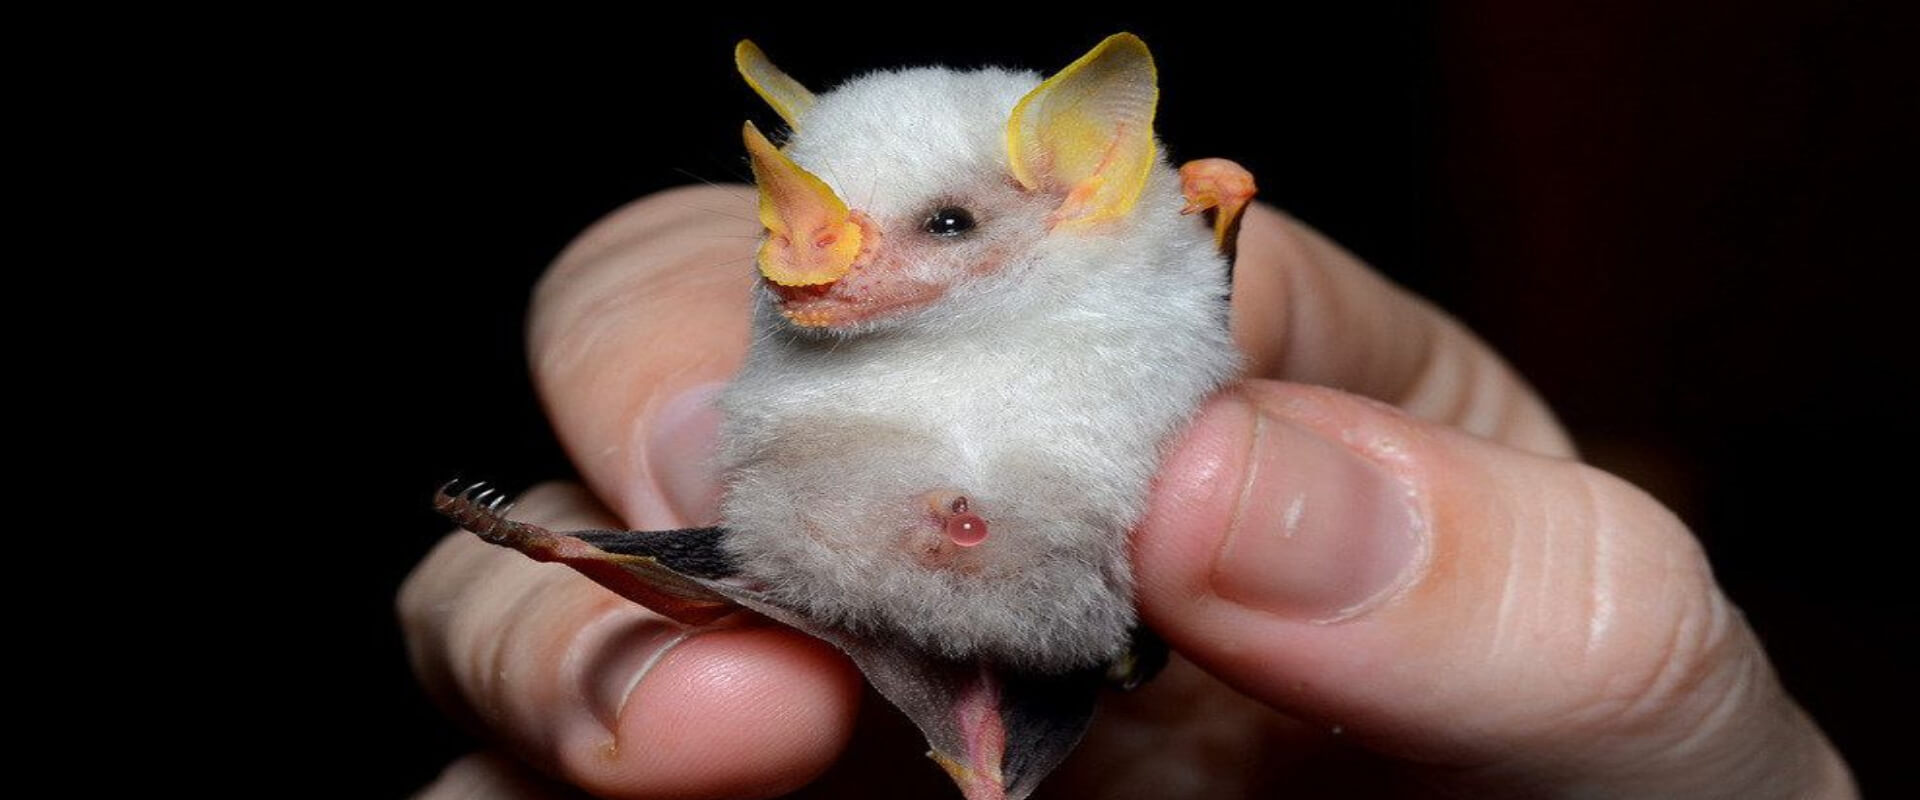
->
[765,68,1058,333]
[741,37,1166,337]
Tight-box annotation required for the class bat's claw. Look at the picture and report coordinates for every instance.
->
[434,479,519,540]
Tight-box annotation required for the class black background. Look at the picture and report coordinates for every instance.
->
[266,4,1913,796]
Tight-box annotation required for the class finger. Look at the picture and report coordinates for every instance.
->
[1135,383,1853,796]
[399,483,862,799]
[528,186,760,527]
[1230,205,1573,456]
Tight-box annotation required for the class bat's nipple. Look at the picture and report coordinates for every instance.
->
[946,512,989,547]
[921,491,991,552]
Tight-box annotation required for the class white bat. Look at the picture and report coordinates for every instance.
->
[439,32,1256,800]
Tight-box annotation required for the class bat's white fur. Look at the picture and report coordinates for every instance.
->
[718,67,1239,671]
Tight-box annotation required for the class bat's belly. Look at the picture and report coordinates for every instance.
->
[716,346,1176,669]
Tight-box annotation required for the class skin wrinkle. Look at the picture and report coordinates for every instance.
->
[1392,312,1457,428]
[401,538,505,738]
[1318,232,1419,398]
[1499,472,1604,735]
[531,202,755,393]
[1535,479,1565,672]
[1211,408,1266,605]
[1467,334,1514,444]
[1662,627,1758,759]
[1304,247,1374,390]
[478,580,609,768]
[1636,562,1724,732]
[1255,214,1308,379]
[1585,622,1770,796]
[1483,374,1528,457]
[452,560,558,731]
[1458,325,1516,446]
[1581,476,1617,658]
[546,189,747,284]
[1447,326,1491,439]
[1570,484,1720,743]
[1257,215,1318,378]
[1485,498,1530,667]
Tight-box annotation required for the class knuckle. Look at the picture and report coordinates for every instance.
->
[397,532,487,647]
[1559,467,1745,738]
[533,185,753,317]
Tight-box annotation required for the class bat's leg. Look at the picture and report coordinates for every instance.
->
[434,480,741,625]
[1178,158,1258,268]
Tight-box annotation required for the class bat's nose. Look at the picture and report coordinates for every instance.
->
[744,120,870,287]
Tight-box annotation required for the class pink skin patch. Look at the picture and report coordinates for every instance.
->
[946,512,989,547]
[937,495,989,547]
[910,493,991,564]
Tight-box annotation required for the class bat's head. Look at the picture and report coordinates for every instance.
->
[739,34,1185,335]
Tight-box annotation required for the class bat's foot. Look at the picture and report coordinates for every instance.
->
[434,479,520,540]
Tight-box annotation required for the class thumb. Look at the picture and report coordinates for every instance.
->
[1135,381,1851,797]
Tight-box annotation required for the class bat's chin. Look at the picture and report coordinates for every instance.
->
[769,279,945,329]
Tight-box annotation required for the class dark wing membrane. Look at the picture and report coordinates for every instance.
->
[433,481,740,625]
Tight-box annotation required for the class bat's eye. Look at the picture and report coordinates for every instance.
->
[923,207,977,237]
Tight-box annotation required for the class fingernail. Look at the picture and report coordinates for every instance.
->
[583,615,700,730]
[642,382,725,526]
[1210,399,1427,621]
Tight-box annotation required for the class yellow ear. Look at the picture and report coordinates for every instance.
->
[1006,33,1159,230]
[736,40,816,128]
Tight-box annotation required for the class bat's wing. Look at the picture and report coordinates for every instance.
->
[435,481,1098,800]
[434,481,740,625]
[726,592,1102,800]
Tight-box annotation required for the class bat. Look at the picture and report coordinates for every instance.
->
[438,32,1255,799]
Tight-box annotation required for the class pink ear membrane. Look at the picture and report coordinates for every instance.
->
[946,512,989,547]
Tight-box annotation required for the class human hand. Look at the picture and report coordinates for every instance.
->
[400,185,1852,798]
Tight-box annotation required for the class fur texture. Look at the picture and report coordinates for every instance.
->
[718,67,1239,671]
